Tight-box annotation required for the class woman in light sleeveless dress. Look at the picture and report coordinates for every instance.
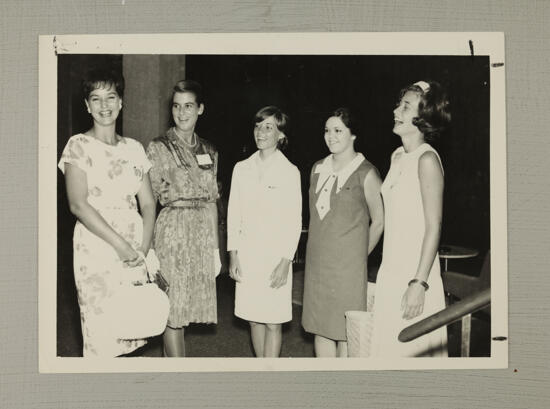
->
[371,80,451,357]
[302,108,384,357]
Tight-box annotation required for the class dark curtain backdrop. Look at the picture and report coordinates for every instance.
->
[185,55,491,256]
[56,54,490,354]
[57,53,491,264]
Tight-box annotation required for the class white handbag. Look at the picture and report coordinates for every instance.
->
[103,251,170,340]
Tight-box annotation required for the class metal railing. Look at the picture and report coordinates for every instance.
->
[398,288,490,343]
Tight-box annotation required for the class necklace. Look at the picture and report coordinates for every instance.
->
[173,127,197,147]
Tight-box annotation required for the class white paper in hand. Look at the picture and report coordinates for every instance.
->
[214,248,222,277]
[145,249,161,276]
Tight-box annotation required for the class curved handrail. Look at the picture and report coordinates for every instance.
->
[398,288,490,343]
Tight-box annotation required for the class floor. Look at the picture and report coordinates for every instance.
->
[57,261,491,358]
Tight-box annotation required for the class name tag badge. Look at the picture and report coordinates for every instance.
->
[196,154,213,166]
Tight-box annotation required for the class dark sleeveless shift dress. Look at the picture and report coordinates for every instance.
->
[302,159,375,341]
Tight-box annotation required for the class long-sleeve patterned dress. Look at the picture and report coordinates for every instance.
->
[146,128,219,328]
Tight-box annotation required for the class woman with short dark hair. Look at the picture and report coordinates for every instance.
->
[302,107,384,357]
[370,80,451,357]
[58,68,156,357]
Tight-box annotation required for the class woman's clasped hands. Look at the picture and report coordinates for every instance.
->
[115,239,145,268]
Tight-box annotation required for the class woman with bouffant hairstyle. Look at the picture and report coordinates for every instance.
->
[371,80,451,357]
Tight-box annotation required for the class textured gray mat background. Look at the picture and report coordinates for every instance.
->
[1,1,548,408]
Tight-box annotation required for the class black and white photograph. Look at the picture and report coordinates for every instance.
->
[39,33,507,372]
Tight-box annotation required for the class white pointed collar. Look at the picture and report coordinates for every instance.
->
[314,153,365,194]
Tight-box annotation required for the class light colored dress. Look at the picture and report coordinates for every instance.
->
[371,143,448,357]
[146,129,219,328]
[302,154,376,340]
[58,133,151,357]
[227,150,302,324]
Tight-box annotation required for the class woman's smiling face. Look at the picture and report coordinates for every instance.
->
[85,84,122,126]
[172,91,204,134]
[324,116,355,155]
[254,115,282,152]
[393,90,421,137]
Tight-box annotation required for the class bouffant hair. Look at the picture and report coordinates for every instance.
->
[399,80,451,142]
[82,68,125,99]
[330,107,360,136]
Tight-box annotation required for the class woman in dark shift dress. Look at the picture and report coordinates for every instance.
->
[302,108,384,357]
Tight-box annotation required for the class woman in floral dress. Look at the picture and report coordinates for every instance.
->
[58,69,156,357]
[146,80,220,357]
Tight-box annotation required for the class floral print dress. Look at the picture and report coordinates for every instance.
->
[58,133,152,357]
[146,129,219,328]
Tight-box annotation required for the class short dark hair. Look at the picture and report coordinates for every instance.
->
[254,106,290,150]
[82,68,125,99]
[330,107,360,136]
[172,79,204,105]
[398,80,451,142]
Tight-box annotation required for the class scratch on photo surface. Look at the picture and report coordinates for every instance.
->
[491,62,504,67]
[469,39,474,57]
[53,36,73,55]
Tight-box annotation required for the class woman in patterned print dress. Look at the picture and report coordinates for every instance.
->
[302,108,384,357]
[58,69,156,357]
[146,80,220,357]
[370,80,451,357]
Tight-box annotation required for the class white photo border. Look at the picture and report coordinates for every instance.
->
[39,32,507,373]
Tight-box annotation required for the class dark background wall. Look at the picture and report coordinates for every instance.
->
[58,53,490,252]
[185,55,491,256]
[57,54,490,327]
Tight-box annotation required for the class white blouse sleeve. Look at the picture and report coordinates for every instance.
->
[226,163,243,252]
[280,166,302,260]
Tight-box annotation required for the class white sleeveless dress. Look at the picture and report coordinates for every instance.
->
[371,143,448,357]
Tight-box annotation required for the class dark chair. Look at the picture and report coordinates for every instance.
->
[442,251,490,357]
[443,250,491,301]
